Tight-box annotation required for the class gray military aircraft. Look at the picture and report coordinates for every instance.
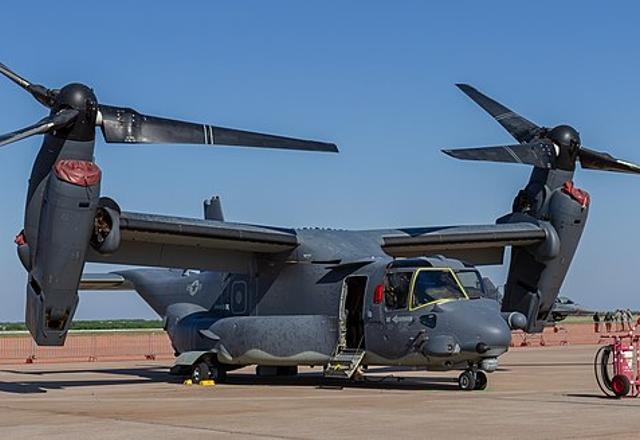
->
[549,296,593,322]
[3,62,639,391]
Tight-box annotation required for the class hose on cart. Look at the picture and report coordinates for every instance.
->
[594,345,614,397]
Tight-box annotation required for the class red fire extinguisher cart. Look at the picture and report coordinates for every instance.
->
[594,330,640,398]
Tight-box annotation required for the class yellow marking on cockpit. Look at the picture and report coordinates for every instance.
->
[408,267,469,312]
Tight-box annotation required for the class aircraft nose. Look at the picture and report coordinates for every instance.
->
[473,317,512,354]
[445,299,511,355]
[461,300,511,356]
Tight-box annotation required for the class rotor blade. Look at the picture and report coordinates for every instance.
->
[0,62,56,107]
[579,147,640,174]
[98,105,338,153]
[0,109,79,148]
[0,62,31,89]
[456,84,541,143]
[442,141,556,168]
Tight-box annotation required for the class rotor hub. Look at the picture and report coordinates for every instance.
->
[56,83,97,111]
[548,125,580,149]
[53,83,98,141]
[547,125,581,170]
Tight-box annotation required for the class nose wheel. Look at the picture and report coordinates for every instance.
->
[458,369,488,391]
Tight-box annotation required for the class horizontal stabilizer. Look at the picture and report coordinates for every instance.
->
[382,223,547,265]
[79,273,134,291]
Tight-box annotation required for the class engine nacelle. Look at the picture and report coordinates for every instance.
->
[25,160,101,346]
[501,169,589,333]
[90,197,121,255]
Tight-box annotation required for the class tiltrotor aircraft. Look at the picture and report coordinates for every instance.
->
[2,62,639,391]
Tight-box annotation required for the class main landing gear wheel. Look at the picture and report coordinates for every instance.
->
[191,360,227,384]
[474,371,488,390]
[210,365,227,383]
[191,361,211,384]
[458,370,476,391]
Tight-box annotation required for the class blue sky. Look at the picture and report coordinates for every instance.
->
[1,1,639,320]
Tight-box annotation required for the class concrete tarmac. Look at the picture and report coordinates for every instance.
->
[0,345,638,439]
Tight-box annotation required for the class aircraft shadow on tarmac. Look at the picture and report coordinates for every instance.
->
[0,366,462,394]
[0,365,168,394]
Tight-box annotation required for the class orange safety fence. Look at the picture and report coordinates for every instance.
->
[0,331,174,364]
[0,322,629,364]
[510,322,637,348]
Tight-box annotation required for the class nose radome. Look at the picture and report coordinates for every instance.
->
[437,299,512,353]
[480,318,512,349]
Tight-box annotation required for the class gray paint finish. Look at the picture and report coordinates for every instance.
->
[3,62,638,388]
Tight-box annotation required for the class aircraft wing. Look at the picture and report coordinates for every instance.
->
[381,222,548,265]
[87,211,298,273]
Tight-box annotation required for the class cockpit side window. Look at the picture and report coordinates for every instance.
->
[455,270,484,299]
[384,272,412,310]
[412,269,466,308]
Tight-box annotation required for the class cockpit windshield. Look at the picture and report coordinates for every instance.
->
[412,269,466,307]
[454,270,485,299]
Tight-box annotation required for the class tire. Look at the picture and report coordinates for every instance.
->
[611,374,631,398]
[210,365,227,383]
[276,366,298,376]
[474,371,488,390]
[191,361,211,384]
[458,370,476,391]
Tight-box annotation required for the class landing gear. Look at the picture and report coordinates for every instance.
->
[458,369,488,391]
[458,370,476,391]
[191,361,210,384]
[474,371,488,390]
[191,360,226,384]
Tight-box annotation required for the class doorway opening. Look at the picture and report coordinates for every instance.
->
[343,276,367,349]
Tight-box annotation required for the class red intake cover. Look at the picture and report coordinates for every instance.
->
[14,231,26,246]
[53,160,101,187]
[562,181,590,208]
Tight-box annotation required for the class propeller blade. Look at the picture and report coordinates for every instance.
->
[0,62,56,108]
[98,105,338,153]
[0,109,78,148]
[579,147,640,174]
[0,62,31,89]
[456,84,541,144]
[442,141,556,168]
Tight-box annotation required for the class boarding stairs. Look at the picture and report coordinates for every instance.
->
[324,347,366,379]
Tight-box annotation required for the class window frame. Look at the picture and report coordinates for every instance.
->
[454,269,485,298]
[408,267,470,311]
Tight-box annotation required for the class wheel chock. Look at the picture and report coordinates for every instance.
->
[182,379,215,386]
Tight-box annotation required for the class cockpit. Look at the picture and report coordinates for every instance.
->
[383,267,471,310]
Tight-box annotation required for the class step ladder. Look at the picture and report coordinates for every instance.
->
[324,347,366,379]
